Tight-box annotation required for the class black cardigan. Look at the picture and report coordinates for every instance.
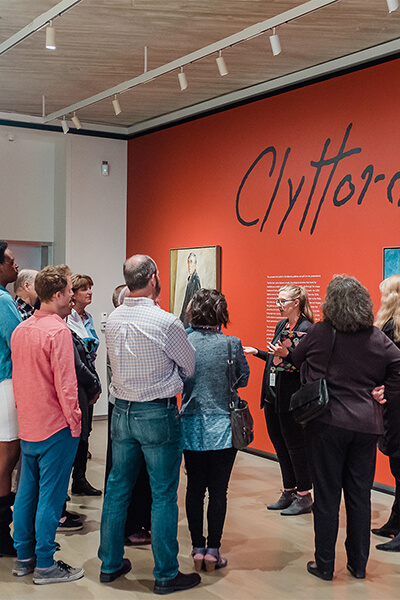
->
[291,321,400,435]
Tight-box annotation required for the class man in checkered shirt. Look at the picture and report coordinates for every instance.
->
[98,254,201,595]
[14,270,39,320]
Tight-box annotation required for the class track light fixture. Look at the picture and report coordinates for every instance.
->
[112,95,122,116]
[387,0,399,12]
[71,112,82,129]
[45,21,56,50]
[178,67,188,91]
[269,27,281,56]
[61,117,69,134]
[216,50,228,76]
[43,0,342,125]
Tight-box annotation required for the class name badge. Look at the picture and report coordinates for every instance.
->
[270,372,276,386]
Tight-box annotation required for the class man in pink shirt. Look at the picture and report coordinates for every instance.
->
[11,265,84,585]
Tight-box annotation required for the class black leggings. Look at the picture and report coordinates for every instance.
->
[264,403,312,492]
[184,447,237,549]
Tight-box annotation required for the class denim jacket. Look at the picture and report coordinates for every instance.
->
[181,329,250,451]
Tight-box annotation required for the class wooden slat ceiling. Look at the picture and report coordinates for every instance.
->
[0,0,399,134]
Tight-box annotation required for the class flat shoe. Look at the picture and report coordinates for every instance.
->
[371,526,399,538]
[154,571,201,595]
[306,561,333,581]
[376,538,400,552]
[347,564,366,579]
[100,558,131,583]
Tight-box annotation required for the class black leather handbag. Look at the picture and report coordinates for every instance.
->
[227,338,254,449]
[289,328,336,426]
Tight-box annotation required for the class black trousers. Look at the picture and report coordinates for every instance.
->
[72,439,89,481]
[105,401,152,535]
[264,403,312,492]
[184,447,237,549]
[306,421,378,574]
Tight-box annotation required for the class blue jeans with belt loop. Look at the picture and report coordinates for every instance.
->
[98,398,183,581]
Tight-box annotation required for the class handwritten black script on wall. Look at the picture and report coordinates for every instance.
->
[236,123,400,235]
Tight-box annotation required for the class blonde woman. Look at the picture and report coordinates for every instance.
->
[373,275,400,551]
[244,284,314,516]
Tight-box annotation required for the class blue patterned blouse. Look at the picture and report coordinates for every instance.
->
[181,329,250,451]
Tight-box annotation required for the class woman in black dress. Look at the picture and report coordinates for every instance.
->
[244,284,314,516]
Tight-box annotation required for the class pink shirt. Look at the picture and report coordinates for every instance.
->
[11,310,81,442]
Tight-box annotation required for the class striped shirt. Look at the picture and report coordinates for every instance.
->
[106,296,195,402]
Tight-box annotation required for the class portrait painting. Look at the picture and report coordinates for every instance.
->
[383,247,400,279]
[170,245,221,327]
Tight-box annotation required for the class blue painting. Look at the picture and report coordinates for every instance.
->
[383,247,400,279]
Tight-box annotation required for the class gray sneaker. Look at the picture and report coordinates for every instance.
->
[281,492,313,515]
[13,557,36,577]
[33,560,84,585]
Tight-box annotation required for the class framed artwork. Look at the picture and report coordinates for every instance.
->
[383,247,400,279]
[170,245,221,326]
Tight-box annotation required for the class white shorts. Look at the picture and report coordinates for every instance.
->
[0,379,19,441]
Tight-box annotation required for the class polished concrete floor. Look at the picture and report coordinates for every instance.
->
[1,419,400,599]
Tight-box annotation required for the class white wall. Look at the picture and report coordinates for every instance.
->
[65,135,127,415]
[0,125,127,415]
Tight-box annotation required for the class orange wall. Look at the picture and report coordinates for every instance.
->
[127,58,400,487]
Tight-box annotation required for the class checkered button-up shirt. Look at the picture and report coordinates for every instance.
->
[106,296,195,402]
[15,296,35,320]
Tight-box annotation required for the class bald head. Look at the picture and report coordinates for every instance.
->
[123,254,157,292]
[14,269,39,305]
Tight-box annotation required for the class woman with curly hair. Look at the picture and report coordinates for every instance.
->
[244,284,314,515]
[272,275,400,580]
[180,289,249,572]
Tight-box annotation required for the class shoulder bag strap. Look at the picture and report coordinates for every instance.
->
[227,337,236,409]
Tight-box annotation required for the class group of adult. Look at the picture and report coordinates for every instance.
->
[1,240,400,590]
[0,242,104,583]
[245,275,400,581]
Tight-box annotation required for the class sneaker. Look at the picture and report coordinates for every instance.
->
[57,515,83,532]
[71,478,102,497]
[281,492,313,516]
[13,557,36,577]
[267,490,297,510]
[154,571,201,595]
[63,509,82,522]
[33,560,84,585]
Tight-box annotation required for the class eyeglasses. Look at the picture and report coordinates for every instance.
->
[275,297,299,306]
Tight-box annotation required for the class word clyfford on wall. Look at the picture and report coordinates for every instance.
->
[236,122,400,235]
[127,58,400,486]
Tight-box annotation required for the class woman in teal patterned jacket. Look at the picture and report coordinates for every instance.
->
[180,289,249,573]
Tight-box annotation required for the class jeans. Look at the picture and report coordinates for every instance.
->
[98,399,182,581]
[13,427,79,568]
[184,447,237,549]
[104,400,152,535]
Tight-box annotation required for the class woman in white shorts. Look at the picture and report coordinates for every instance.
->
[0,240,22,557]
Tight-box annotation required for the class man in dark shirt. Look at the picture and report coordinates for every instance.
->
[179,253,201,328]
